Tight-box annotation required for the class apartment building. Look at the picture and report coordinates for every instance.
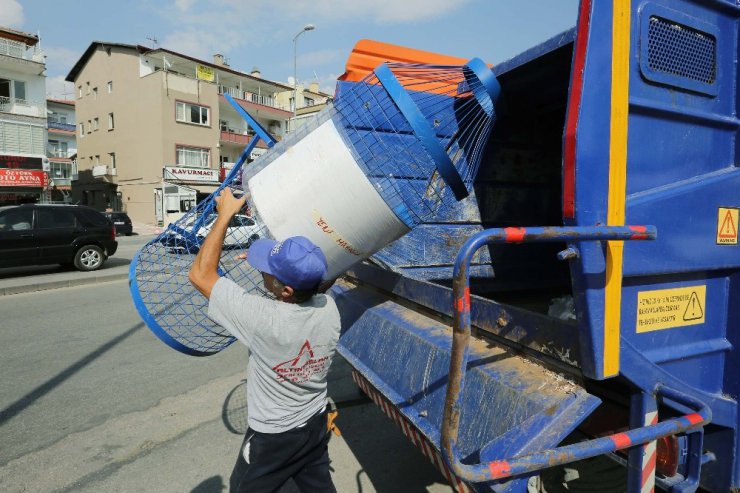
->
[280,81,333,131]
[66,42,298,225]
[0,26,49,207]
[46,99,77,203]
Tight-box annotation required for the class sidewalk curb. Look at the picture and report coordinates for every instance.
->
[0,272,130,296]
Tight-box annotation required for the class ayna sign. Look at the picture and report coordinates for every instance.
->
[0,169,48,187]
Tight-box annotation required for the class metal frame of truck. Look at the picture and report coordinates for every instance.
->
[333,1,740,491]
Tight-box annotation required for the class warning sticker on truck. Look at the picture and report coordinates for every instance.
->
[636,285,706,333]
[716,207,739,245]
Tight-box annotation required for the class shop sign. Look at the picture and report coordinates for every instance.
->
[0,169,48,187]
[164,166,219,183]
[0,155,43,170]
[250,148,267,160]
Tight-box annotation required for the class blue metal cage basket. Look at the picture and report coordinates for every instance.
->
[129,58,501,356]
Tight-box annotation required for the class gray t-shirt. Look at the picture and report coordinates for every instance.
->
[208,277,341,433]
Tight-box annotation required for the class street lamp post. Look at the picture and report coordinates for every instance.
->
[293,24,315,123]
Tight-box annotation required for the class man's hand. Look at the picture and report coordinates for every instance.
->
[215,188,247,219]
[190,188,246,299]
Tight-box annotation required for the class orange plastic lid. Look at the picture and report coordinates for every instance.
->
[339,39,470,82]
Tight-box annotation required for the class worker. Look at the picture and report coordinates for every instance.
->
[189,187,341,493]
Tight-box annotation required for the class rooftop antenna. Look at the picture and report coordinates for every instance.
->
[146,36,159,48]
[60,84,74,100]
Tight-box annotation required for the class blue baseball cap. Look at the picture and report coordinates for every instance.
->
[247,236,328,290]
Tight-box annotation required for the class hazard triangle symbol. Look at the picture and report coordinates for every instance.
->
[683,292,704,321]
[718,210,738,239]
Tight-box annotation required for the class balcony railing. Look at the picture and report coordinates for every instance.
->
[0,39,24,58]
[48,121,76,132]
[219,130,274,148]
[0,38,44,61]
[50,177,72,187]
[48,148,75,159]
[217,86,290,112]
[250,92,278,108]
[220,86,242,99]
[92,165,117,177]
[0,96,46,117]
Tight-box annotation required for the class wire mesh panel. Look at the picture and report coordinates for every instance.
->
[638,4,719,96]
[130,58,500,356]
[130,196,274,355]
[647,16,716,85]
[333,59,499,226]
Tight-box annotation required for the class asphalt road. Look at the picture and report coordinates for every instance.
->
[0,258,455,492]
[0,234,627,492]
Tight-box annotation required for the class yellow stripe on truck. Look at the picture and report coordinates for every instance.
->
[604,0,631,378]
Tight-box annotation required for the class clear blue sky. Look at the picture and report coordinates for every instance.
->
[4,0,579,99]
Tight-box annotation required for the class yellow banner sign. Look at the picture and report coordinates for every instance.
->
[196,64,215,82]
[716,207,738,245]
[636,285,706,332]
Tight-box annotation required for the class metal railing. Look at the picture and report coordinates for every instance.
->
[92,165,117,177]
[439,225,712,485]
[48,148,77,159]
[0,39,47,62]
[0,39,26,58]
[50,177,72,187]
[0,96,46,117]
[219,86,242,99]
[47,149,69,158]
[0,96,15,110]
[217,86,289,111]
[48,121,76,132]
[249,92,277,108]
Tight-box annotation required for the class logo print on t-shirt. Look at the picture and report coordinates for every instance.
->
[273,340,330,383]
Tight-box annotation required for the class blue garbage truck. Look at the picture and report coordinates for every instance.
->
[331,0,739,491]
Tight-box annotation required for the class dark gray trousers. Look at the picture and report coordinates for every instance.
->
[229,409,336,493]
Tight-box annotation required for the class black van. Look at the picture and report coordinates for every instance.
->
[0,204,118,271]
[103,211,133,236]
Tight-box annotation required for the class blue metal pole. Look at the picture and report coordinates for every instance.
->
[449,390,709,482]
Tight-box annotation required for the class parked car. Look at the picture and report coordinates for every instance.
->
[0,204,118,271]
[160,213,262,254]
[104,211,133,236]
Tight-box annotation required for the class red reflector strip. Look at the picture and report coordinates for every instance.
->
[641,457,657,489]
[563,0,592,218]
[610,432,632,449]
[488,460,511,479]
[684,413,703,425]
[504,227,526,243]
[455,287,470,313]
[629,225,649,239]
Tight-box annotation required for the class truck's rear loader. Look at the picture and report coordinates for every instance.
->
[332,1,740,491]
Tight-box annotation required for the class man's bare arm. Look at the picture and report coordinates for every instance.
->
[189,188,246,299]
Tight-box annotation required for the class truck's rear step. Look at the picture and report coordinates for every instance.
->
[334,279,601,491]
